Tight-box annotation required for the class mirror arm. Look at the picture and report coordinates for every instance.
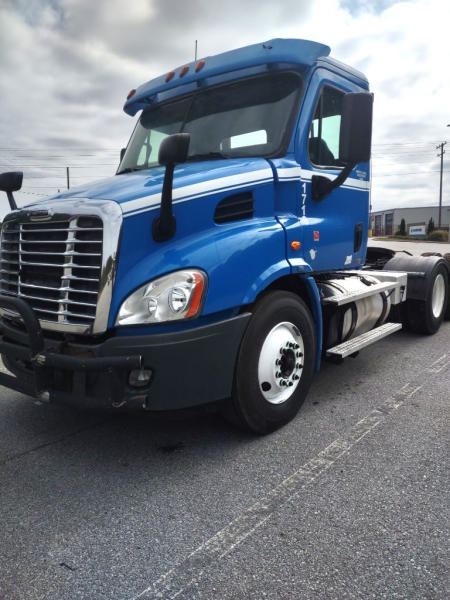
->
[152,163,176,242]
[311,162,356,201]
[6,191,17,211]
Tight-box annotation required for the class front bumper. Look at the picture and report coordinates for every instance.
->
[0,295,250,411]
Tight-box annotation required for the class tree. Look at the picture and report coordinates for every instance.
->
[396,218,406,236]
[427,217,435,235]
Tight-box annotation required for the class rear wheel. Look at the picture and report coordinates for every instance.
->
[406,263,448,334]
[225,291,316,434]
[444,254,450,320]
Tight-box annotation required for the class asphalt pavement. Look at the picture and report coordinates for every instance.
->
[0,315,448,599]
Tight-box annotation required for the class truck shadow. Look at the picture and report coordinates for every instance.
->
[0,327,438,485]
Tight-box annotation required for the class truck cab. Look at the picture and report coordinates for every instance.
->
[0,39,448,433]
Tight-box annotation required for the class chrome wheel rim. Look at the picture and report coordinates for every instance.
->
[257,321,304,405]
[431,273,446,318]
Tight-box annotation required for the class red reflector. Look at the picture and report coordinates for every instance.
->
[165,71,175,82]
[127,89,136,100]
[313,230,319,241]
[179,65,189,77]
[195,60,205,72]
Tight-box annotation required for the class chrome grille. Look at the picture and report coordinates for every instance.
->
[0,216,103,328]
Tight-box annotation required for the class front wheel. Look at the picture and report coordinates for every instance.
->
[225,291,316,434]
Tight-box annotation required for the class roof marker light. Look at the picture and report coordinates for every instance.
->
[165,71,175,82]
[127,89,136,100]
[179,65,189,77]
[195,60,205,72]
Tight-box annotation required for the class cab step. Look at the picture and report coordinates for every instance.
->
[321,281,397,306]
[326,322,402,359]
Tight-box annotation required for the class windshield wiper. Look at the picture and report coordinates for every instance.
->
[116,167,145,175]
[186,152,228,162]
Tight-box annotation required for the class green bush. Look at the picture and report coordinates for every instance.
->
[428,229,449,242]
[427,217,435,235]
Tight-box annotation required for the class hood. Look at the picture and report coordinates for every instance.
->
[22,157,280,328]
[29,158,274,216]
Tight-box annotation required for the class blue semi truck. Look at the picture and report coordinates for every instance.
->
[0,39,448,433]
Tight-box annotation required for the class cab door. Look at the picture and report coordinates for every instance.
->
[294,68,370,272]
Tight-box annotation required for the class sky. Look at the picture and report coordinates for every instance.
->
[0,0,448,217]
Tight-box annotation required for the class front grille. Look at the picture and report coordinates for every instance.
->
[0,216,103,328]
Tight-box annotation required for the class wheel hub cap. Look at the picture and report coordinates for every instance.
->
[258,321,304,405]
[431,273,446,319]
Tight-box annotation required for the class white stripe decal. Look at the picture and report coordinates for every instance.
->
[299,168,370,190]
[276,166,302,180]
[275,166,370,190]
[122,168,273,216]
[121,165,370,218]
[124,177,272,218]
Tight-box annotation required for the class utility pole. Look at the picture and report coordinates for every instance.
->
[66,166,70,190]
[436,142,446,228]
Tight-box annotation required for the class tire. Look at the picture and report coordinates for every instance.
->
[405,263,448,334]
[224,291,316,434]
[444,254,450,321]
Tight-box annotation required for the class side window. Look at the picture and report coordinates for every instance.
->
[308,86,344,167]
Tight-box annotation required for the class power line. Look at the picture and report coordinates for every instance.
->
[0,141,443,151]
[0,147,120,151]
[0,164,117,168]
[373,169,448,176]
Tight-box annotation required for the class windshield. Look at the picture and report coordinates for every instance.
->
[118,71,303,173]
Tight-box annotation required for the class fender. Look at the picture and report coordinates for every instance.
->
[302,275,323,371]
[383,254,450,300]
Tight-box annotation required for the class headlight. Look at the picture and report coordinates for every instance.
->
[115,269,207,326]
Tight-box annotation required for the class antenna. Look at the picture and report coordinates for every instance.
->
[195,40,198,61]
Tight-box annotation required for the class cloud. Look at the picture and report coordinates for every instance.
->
[0,0,448,215]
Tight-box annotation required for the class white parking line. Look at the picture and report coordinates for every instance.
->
[427,353,450,373]
[130,355,448,600]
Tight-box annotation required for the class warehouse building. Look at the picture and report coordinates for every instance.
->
[370,205,450,237]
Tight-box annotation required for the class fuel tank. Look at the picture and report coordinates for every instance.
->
[318,274,391,349]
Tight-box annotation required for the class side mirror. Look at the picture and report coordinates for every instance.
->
[339,92,373,164]
[158,133,190,166]
[152,133,190,242]
[312,92,373,201]
[0,171,23,210]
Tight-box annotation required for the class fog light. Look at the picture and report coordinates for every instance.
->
[129,369,152,388]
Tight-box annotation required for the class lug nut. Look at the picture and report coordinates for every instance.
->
[280,380,287,387]
[288,381,293,387]
[275,359,281,366]
[293,374,300,380]
[296,363,303,370]
[276,371,282,378]
[294,344,299,349]
[296,351,303,358]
